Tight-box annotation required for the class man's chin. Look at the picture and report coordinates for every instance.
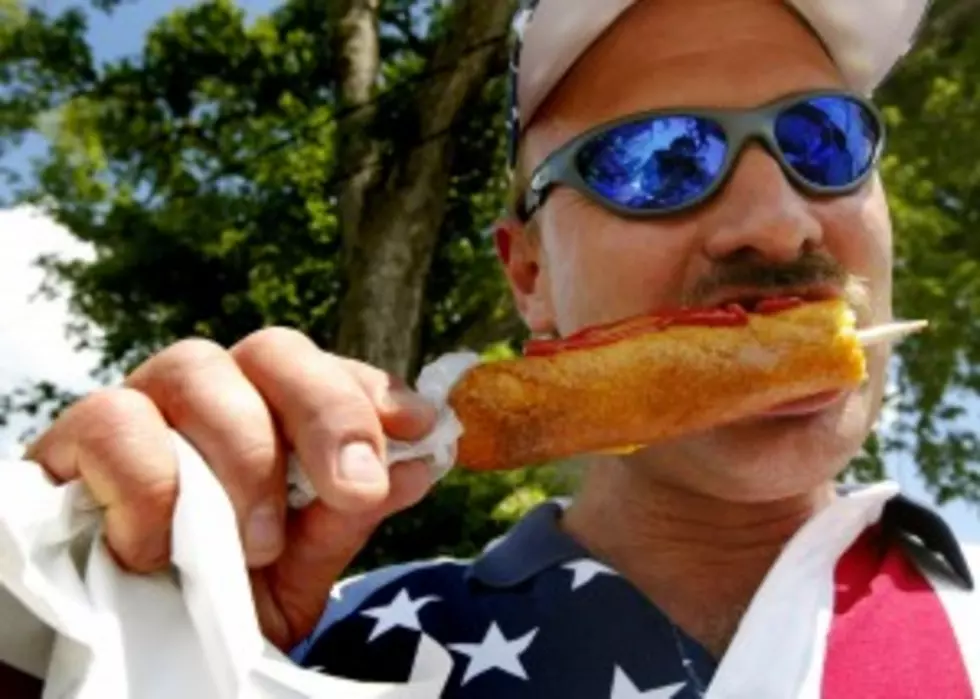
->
[629,388,875,503]
[741,389,850,421]
[722,385,873,447]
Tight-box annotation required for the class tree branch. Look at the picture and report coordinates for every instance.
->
[382,7,430,58]
[406,1,513,147]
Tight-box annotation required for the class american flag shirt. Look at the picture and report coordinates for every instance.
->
[290,483,979,698]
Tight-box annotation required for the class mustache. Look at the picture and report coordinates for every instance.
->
[686,252,871,316]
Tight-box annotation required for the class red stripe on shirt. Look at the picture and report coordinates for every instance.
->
[821,524,972,698]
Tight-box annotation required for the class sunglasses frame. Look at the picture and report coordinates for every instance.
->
[517,89,887,222]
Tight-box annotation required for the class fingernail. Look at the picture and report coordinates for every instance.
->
[383,387,430,414]
[246,502,282,558]
[339,441,386,484]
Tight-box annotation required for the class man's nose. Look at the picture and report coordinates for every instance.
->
[700,146,824,264]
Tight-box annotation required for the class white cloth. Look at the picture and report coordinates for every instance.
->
[704,482,980,698]
[0,433,453,699]
[1,433,979,697]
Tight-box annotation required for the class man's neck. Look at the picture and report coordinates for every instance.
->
[560,458,835,659]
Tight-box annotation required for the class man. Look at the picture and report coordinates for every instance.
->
[21,0,980,696]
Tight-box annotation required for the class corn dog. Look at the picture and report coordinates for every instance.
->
[449,298,918,471]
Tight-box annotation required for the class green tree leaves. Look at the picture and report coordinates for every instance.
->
[873,9,980,502]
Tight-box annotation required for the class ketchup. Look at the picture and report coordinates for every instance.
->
[523,297,805,358]
[754,297,805,314]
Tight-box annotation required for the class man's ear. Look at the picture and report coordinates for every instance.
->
[493,219,556,336]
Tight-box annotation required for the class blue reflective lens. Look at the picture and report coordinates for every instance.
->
[775,96,878,187]
[576,116,728,210]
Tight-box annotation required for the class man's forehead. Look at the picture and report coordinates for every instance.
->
[530,2,840,124]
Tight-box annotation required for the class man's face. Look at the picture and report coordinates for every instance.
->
[499,0,894,502]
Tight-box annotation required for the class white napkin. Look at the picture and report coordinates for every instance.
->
[0,432,454,698]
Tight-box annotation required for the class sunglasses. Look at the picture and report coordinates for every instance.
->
[516,90,886,222]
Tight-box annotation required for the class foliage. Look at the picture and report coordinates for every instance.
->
[867,2,980,503]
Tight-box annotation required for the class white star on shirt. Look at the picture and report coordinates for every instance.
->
[360,589,440,642]
[448,622,539,685]
[610,666,686,699]
[563,558,618,590]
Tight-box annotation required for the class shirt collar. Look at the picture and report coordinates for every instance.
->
[467,487,974,591]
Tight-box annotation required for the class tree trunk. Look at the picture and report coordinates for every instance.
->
[328,0,382,255]
[335,1,516,378]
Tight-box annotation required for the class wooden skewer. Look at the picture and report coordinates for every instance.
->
[855,320,928,347]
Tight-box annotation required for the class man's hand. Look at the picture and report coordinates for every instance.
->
[26,328,439,650]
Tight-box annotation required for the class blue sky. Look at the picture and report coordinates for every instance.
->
[3,0,980,541]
